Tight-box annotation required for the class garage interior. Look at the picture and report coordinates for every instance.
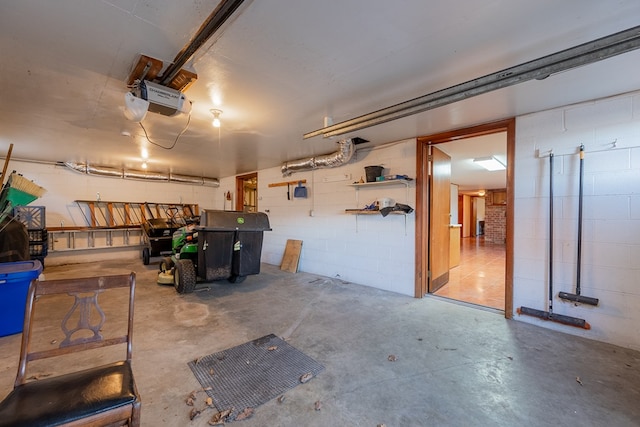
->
[1,1,640,425]
[2,258,639,426]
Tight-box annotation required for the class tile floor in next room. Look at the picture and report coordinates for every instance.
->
[435,236,506,311]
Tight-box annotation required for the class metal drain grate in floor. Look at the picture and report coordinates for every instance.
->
[188,334,324,420]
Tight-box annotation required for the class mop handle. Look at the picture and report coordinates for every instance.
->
[549,153,554,314]
[576,145,584,295]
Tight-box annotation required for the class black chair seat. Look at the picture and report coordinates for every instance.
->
[0,361,136,427]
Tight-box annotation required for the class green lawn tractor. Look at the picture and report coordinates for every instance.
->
[157,210,271,294]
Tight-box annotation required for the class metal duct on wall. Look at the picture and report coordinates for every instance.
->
[62,162,220,187]
[124,169,168,182]
[281,138,355,176]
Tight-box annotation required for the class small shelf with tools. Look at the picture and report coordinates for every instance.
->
[347,178,412,189]
[345,176,414,234]
[346,177,413,214]
[344,209,407,215]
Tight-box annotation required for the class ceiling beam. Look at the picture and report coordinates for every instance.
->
[158,0,247,85]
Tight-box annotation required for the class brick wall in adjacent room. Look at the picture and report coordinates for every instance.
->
[485,190,506,243]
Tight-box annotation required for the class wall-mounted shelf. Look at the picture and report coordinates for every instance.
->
[48,227,143,253]
[344,209,408,215]
[347,179,412,188]
[345,207,410,234]
[345,177,413,234]
[347,179,412,209]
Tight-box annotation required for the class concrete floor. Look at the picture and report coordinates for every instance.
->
[1,258,639,427]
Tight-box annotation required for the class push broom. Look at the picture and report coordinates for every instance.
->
[0,171,47,225]
[517,153,591,329]
[558,145,599,306]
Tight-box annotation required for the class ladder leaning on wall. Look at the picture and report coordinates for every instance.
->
[48,200,199,252]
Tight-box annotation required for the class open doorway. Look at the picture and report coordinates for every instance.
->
[415,119,514,318]
[235,173,258,212]
[432,135,506,310]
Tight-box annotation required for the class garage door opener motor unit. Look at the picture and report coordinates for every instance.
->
[125,80,191,121]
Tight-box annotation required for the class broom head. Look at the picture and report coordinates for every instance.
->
[7,173,46,198]
[0,173,46,219]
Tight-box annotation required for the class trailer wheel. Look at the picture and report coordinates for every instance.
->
[142,247,150,265]
[159,256,174,272]
[174,259,196,294]
[228,275,246,283]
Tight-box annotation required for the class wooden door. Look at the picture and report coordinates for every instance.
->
[428,146,451,293]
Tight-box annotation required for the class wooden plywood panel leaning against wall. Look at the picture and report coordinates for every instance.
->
[280,239,303,273]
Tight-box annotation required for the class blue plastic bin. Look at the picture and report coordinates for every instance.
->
[0,260,42,337]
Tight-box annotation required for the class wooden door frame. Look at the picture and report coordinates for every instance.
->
[235,172,258,212]
[415,118,515,318]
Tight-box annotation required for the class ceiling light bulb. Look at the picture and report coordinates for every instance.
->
[141,148,149,159]
[210,109,222,128]
[141,162,147,169]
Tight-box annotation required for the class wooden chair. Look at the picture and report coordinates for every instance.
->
[0,273,141,426]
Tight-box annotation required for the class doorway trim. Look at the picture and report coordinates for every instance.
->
[415,118,515,318]
[235,172,258,212]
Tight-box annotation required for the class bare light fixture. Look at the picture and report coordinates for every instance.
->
[474,156,505,171]
[210,109,222,128]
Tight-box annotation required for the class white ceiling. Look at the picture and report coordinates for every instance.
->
[438,132,506,193]
[1,0,640,182]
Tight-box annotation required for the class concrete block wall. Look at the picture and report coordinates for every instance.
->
[514,90,640,350]
[215,139,417,296]
[8,91,640,350]
[5,160,217,265]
